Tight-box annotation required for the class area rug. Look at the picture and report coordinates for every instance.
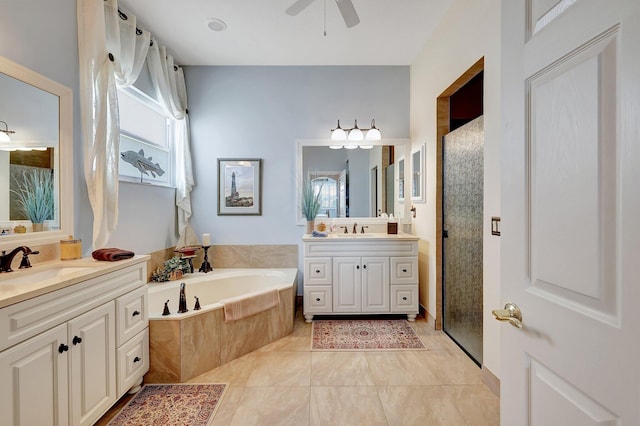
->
[107,383,227,426]
[312,319,426,350]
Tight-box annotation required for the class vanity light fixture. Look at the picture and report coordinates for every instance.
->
[330,119,381,149]
[0,121,15,143]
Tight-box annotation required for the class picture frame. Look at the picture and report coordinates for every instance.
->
[119,133,171,186]
[411,143,425,202]
[397,157,405,203]
[217,158,262,215]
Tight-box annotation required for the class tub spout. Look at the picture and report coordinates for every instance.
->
[178,282,189,313]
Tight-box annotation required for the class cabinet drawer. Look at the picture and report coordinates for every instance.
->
[304,258,332,285]
[390,285,418,312]
[116,286,148,346]
[303,286,333,313]
[117,328,149,396]
[390,257,418,285]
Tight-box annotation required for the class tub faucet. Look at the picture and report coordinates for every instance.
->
[178,282,189,313]
[0,246,38,273]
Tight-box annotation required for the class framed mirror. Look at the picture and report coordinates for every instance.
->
[0,56,73,251]
[296,138,410,225]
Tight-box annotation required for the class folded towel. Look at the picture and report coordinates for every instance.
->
[311,230,328,237]
[221,288,280,322]
[92,248,135,261]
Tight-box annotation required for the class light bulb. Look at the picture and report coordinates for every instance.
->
[0,132,10,143]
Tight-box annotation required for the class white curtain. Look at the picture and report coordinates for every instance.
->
[78,0,195,248]
[147,40,196,246]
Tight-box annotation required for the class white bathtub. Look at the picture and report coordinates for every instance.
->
[147,268,298,319]
[145,267,298,383]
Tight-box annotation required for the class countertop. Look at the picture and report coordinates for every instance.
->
[0,255,149,309]
[302,232,419,242]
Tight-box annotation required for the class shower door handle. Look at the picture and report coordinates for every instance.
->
[492,302,523,328]
[443,230,449,238]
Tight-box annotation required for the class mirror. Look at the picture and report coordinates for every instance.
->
[0,56,73,251]
[296,139,410,224]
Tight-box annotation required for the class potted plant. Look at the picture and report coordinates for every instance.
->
[11,168,54,232]
[302,178,322,233]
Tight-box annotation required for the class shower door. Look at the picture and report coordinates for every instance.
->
[442,115,484,364]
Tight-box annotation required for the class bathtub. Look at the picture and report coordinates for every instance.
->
[145,268,298,383]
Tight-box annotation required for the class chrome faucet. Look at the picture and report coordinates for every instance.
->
[352,223,358,234]
[178,282,189,313]
[0,246,39,273]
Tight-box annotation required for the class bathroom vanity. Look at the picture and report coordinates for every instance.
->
[303,233,419,322]
[0,256,149,426]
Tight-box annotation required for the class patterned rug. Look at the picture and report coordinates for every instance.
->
[107,384,227,426]
[312,319,426,350]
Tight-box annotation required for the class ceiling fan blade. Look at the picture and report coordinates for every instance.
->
[285,0,316,16]
[335,0,360,28]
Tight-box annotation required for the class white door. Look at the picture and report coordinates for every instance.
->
[361,256,390,312]
[333,257,362,312]
[0,324,69,426]
[500,0,640,424]
[69,302,116,426]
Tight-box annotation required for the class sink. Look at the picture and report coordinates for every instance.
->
[0,265,95,285]
[328,233,378,238]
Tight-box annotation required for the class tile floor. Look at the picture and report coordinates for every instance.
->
[97,310,500,425]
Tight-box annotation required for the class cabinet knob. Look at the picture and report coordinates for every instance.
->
[132,310,141,317]
[315,270,320,274]
[402,269,407,273]
[133,356,141,363]
[363,264,367,269]
[316,298,321,302]
[356,265,360,270]
[402,297,408,301]
[58,343,69,353]
[72,336,82,345]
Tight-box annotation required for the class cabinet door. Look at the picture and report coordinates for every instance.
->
[333,257,362,312]
[0,324,69,426]
[69,302,116,426]
[304,257,332,285]
[390,285,419,312]
[362,257,390,312]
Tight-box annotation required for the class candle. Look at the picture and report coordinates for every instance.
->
[202,233,211,246]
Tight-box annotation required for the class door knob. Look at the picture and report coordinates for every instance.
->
[492,302,523,328]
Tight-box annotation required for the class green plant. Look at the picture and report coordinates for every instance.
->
[301,178,322,221]
[151,256,190,282]
[11,168,54,224]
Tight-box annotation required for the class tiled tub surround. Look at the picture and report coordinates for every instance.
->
[145,268,298,383]
[147,244,298,281]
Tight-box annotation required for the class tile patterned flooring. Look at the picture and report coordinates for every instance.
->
[97,310,499,425]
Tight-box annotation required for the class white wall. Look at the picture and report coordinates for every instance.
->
[184,66,409,249]
[410,0,502,378]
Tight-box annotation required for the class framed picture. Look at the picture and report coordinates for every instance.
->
[119,134,171,186]
[397,157,405,203]
[217,158,262,215]
[411,143,425,202]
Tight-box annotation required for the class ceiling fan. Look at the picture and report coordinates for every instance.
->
[285,0,361,28]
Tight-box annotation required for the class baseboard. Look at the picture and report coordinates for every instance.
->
[419,304,439,329]
[481,366,500,397]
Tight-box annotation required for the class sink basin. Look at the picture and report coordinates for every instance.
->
[0,265,95,285]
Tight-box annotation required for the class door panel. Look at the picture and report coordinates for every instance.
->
[501,0,639,423]
[443,116,484,364]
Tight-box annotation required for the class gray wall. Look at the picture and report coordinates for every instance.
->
[0,0,176,255]
[184,66,410,247]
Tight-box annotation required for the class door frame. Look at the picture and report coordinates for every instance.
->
[435,57,484,329]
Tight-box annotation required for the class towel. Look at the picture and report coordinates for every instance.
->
[91,248,135,261]
[221,288,280,322]
[311,230,328,237]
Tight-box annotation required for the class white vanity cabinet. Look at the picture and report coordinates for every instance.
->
[0,259,149,426]
[303,235,419,322]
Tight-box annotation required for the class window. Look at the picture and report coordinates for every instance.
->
[312,175,338,219]
[117,87,174,186]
